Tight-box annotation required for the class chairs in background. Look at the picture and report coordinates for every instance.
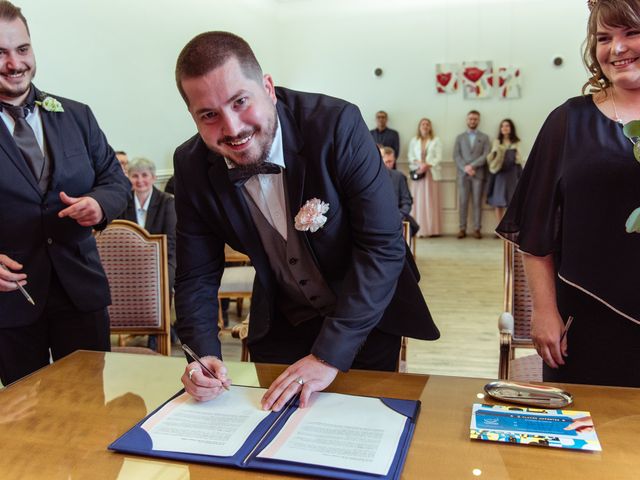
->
[95,219,171,355]
[397,220,414,373]
[498,241,542,381]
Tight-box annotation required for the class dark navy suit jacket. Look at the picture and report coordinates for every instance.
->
[173,87,439,371]
[0,86,130,327]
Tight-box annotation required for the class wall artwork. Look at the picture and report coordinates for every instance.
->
[435,63,459,94]
[461,61,493,99]
[497,66,522,99]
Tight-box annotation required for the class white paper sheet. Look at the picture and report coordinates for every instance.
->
[257,392,406,475]
[141,385,270,457]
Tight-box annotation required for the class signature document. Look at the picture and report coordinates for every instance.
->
[258,392,405,475]
[141,385,269,457]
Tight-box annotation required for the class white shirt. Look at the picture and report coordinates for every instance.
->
[134,191,152,229]
[225,117,288,240]
[0,104,46,155]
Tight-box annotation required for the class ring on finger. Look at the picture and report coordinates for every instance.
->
[188,368,199,381]
[295,376,304,386]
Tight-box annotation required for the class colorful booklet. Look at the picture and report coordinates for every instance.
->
[109,385,420,479]
[470,403,601,451]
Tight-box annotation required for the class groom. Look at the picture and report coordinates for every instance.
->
[0,1,130,385]
[173,31,439,411]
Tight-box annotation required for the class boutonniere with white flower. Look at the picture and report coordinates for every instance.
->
[35,96,64,113]
[294,198,330,232]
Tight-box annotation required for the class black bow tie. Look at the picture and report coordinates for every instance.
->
[228,163,282,187]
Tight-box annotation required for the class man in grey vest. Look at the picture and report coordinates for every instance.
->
[173,32,439,412]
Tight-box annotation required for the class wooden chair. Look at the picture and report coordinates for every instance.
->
[498,241,542,381]
[95,220,171,355]
[402,219,416,258]
[218,264,255,331]
[397,221,414,373]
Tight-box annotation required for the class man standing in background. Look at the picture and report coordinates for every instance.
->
[370,110,400,163]
[0,1,130,385]
[453,110,490,239]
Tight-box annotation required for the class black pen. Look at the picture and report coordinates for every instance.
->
[0,262,35,306]
[181,344,230,390]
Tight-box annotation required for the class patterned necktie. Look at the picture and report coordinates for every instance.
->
[228,162,282,187]
[3,103,45,182]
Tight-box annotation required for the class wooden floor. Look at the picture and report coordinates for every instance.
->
[407,235,503,378]
[188,236,505,379]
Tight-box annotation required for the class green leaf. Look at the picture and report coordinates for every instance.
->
[623,120,640,139]
[625,207,640,233]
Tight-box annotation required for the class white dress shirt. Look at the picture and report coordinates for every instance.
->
[225,118,288,240]
[134,191,152,229]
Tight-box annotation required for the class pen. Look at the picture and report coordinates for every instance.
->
[560,316,574,342]
[181,344,230,390]
[0,262,35,306]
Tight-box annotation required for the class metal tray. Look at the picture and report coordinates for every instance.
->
[484,381,573,408]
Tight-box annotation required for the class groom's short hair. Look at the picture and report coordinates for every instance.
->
[175,31,263,104]
[0,1,30,34]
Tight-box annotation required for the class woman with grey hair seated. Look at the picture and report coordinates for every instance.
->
[119,157,177,293]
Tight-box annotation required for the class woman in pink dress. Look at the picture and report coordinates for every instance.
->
[408,118,442,237]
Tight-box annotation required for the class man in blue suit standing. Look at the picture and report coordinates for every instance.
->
[173,32,439,411]
[0,1,130,385]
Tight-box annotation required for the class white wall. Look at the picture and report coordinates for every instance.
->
[19,0,589,179]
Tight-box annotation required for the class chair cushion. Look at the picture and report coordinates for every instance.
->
[219,266,255,294]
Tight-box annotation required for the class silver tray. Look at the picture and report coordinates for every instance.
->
[484,381,573,408]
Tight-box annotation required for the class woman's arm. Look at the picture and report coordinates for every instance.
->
[523,253,567,368]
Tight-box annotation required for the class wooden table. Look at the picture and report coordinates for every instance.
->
[1,351,638,479]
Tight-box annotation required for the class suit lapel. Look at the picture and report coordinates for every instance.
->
[277,101,306,218]
[0,110,41,196]
[145,188,161,232]
[37,88,66,193]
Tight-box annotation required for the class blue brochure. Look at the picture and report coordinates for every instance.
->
[470,403,602,451]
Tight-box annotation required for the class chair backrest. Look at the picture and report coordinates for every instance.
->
[401,220,416,259]
[503,241,534,345]
[95,219,171,355]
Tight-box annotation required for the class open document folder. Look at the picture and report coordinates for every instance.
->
[109,385,420,480]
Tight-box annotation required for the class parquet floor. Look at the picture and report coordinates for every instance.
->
[407,236,503,378]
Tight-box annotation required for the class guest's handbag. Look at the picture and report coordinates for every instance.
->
[410,170,425,181]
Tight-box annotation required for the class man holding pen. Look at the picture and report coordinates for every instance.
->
[0,2,129,385]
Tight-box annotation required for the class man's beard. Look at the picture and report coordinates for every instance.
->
[224,108,278,170]
[0,67,35,99]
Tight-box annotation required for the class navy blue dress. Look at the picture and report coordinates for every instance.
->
[497,95,640,387]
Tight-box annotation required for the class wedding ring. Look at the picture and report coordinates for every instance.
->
[188,368,199,381]
[295,376,304,386]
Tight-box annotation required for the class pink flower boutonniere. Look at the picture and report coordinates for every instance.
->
[294,198,329,232]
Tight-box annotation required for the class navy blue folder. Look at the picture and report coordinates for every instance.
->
[109,387,420,480]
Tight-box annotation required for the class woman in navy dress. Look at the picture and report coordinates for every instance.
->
[497,0,640,387]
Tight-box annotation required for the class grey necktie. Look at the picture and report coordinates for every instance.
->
[3,104,45,182]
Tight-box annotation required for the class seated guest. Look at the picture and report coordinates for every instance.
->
[115,151,129,176]
[164,175,175,195]
[119,158,176,292]
[381,147,419,236]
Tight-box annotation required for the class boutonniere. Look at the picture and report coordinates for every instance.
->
[294,198,329,232]
[35,95,64,113]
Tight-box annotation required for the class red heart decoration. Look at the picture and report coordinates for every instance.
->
[437,73,452,87]
[463,67,484,83]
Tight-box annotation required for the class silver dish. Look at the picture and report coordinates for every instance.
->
[484,381,573,408]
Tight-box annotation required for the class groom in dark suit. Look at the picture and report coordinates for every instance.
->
[0,2,130,385]
[174,31,439,411]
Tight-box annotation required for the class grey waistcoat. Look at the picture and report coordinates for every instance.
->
[243,185,336,326]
